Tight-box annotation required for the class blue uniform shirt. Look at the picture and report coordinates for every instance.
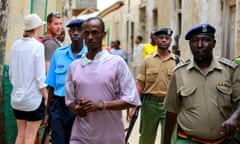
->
[45,45,87,96]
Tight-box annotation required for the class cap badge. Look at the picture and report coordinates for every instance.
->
[167,29,171,35]
[202,25,208,33]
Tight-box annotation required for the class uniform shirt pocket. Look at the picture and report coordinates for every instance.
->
[146,68,159,82]
[55,66,68,85]
[216,85,233,118]
[179,85,197,110]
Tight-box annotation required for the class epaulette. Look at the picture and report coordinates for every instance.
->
[218,58,238,69]
[173,59,191,72]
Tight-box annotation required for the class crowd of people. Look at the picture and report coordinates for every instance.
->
[8,12,240,144]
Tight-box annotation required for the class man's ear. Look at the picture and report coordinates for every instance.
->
[46,22,51,29]
[103,31,107,38]
[213,39,216,48]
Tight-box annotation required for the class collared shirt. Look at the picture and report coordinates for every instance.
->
[65,50,141,144]
[45,45,87,96]
[42,36,61,61]
[10,38,46,111]
[164,57,240,140]
[137,52,178,96]
[142,43,157,58]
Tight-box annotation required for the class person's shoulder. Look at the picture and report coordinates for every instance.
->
[35,39,44,47]
[109,48,115,53]
[42,36,59,46]
[144,43,151,47]
[57,45,69,50]
[71,58,81,65]
[218,57,238,69]
[173,59,191,72]
[42,36,54,42]
[13,38,22,44]
[142,53,155,61]
[107,52,125,63]
[54,45,69,54]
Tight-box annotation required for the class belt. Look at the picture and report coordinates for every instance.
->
[177,129,226,144]
[143,94,165,102]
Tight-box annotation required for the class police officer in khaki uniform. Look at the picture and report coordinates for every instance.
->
[134,28,178,144]
[164,23,240,144]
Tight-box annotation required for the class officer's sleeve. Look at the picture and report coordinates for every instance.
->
[45,52,57,88]
[164,73,181,113]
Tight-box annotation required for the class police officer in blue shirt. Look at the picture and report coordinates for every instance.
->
[45,18,87,144]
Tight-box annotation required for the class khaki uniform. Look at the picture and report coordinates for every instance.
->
[137,52,178,144]
[138,52,177,96]
[164,57,240,140]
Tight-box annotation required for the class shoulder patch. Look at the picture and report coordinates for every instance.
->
[173,59,190,72]
[218,58,237,69]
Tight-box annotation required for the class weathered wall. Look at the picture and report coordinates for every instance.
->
[181,0,223,59]
[4,0,65,64]
[235,0,240,57]
[5,0,30,64]
[101,6,125,48]
[101,0,240,60]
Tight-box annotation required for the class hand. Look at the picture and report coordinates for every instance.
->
[80,98,103,112]
[69,101,87,117]
[74,101,87,117]
[221,118,238,138]
[127,107,136,122]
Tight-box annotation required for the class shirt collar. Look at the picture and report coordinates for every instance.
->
[80,50,109,66]
[67,45,88,59]
[153,51,176,61]
[187,57,223,72]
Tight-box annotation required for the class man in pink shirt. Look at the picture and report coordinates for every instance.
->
[65,17,141,144]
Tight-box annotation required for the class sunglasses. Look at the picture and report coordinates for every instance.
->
[48,12,61,17]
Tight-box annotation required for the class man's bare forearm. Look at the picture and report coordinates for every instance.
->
[46,86,54,113]
[164,111,177,144]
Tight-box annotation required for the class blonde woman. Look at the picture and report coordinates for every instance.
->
[9,13,47,144]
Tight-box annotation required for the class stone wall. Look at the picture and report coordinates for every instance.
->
[101,0,240,60]
[4,0,66,64]
[181,0,223,59]
[235,0,240,57]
